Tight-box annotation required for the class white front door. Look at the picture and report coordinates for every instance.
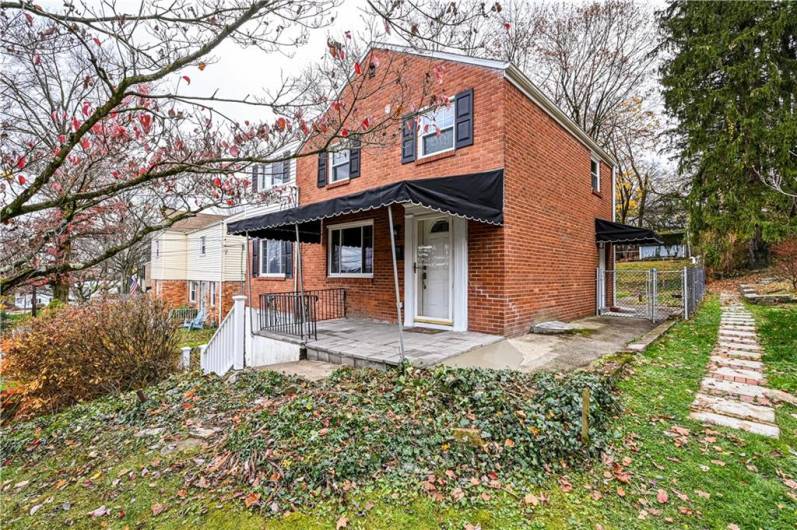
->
[416,217,453,323]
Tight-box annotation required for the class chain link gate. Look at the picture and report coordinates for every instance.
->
[597,267,706,322]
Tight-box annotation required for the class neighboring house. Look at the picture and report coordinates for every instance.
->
[149,213,246,324]
[148,150,299,324]
[229,44,659,337]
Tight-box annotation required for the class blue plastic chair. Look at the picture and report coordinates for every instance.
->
[183,306,206,330]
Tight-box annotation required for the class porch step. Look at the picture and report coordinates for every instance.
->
[700,377,769,404]
[711,366,764,385]
[305,347,394,371]
[715,347,762,361]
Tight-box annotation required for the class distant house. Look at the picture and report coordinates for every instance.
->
[13,288,53,310]
[638,231,688,260]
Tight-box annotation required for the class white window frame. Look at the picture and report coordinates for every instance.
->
[417,97,456,159]
[189,281,197,303]
[259,239,287,278]
[200,236,207,256]
[259,161,290,190]
[209,281,216,306]
[328,145,351,183]
[327,219,374,278]
[591,157,601,192]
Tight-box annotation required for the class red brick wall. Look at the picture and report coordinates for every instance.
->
[152,279,187,308]
[244,49,613,336]
[501,81,614,335]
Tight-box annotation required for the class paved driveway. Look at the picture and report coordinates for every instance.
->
[442,316,657,372]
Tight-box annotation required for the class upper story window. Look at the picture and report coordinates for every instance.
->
[200,236,207,255]
[329,146,351,183]
[328,220,373,277]
[401,88,473,164]
[253,160,290,192]
[417,100,455,158]
[591,158,601,192]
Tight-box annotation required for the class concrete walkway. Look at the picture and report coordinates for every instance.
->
[689,297,780,438]
[442,316,656,372]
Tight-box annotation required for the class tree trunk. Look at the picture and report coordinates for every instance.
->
[748,225,769,269]
[51,278,70,303]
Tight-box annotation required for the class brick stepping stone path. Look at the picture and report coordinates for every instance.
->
[689,297,780,438]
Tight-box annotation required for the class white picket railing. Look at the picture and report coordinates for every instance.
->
[200,295,245,375]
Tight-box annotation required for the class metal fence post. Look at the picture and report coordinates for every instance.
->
[682,267,689,319]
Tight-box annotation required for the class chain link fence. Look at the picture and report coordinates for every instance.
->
[597,267,706,322]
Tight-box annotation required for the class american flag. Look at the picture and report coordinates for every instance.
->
[129,274,139,294]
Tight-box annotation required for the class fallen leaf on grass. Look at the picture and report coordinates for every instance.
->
[617,487,626,497]
[656,489,669,504]
[695,489,711,499]
[244,492,261,508]
[591,489,603,501]
[88,505,109,518]
[336,515,348,529]
[523,493,539,506]
[727,524,740,530]
[451,487,465,502]
[151,502,167,516]
[783,478,797,490]
[559,476,573,493]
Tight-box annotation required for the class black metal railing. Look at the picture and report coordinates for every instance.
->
[257,288,346,341]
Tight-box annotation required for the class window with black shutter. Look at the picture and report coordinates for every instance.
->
[349,136,361,178]
[401,116,416,164]
[454,88,474,149]
[251,237,260,277]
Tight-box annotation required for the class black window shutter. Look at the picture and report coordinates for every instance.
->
[252,165,259,192]
[455,88,474,149]
[400,116,416,164]
[283,241,293,278]
[317,151,327,187]
[251,238,260,277]
[282,159,291,183]
[349,136,361,178]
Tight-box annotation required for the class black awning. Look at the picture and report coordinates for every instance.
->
[227,169,504,242]
[595,219,663,245]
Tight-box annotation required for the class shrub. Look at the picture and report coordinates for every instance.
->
[772,238,797,290]
[1,295,179,418]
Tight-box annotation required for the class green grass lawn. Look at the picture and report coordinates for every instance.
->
[177,327,216,349]
[616,259,691,271]
[2,297,795,529]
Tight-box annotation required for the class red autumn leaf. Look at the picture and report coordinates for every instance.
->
[213,177,222,187]
[340,128,349,138]
[33,53,41,65]
[80,137,91,150]
[354,62,362,75]
[360,117,370,129]
[276,117,287,131]
[229,145,240,157]
[182,75,191,84]
[92,37,102,46]
[17,175,27,185]
[16,157,26,169]
[198,62,207,71]
[82,101,91,116]
[503,22,512,31]
[24,13,33,25]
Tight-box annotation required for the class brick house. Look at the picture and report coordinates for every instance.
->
[228,45,656,338]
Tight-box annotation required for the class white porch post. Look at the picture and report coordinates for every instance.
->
[295,224,306,340]
[387,205,406,360]
[232,294,246,369]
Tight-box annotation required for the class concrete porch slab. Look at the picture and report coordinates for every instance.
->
[441,316,658,372]
[304,318,503,368]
